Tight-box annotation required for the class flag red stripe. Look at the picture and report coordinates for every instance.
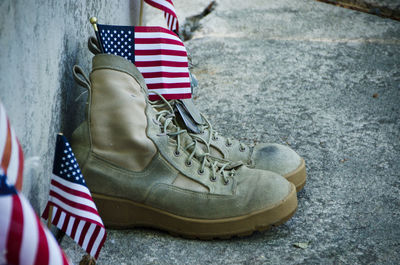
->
[149,93,191,101]
[135,60,188,67]
[49,190,99,216]
[94,231,107,259]
[42,204,50,220]
[142,71,189,78]
[70,218,79,239]
[61,214,70,232]
[1,120,12,174]
[6,195,23,264]
[86,225,101,256]
[51,179,93,201]
[134,49,187,56]
[78,222,91,246]
[47,202,104,228]
[142,1,176,17]
[147,82,191,89]
[135,26,176,34]
[34,214,50,265]
[135,37,183,46]
[53,208,62,225]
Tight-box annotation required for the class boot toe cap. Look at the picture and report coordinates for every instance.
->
[251,143,302,176]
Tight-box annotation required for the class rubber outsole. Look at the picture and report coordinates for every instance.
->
[284,158,306,192]
[92,183,298,240]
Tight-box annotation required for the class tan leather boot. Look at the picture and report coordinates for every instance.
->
[70,54,297,239]
[87,37,306,192]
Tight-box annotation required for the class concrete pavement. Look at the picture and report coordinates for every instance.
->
[62,0,400,264]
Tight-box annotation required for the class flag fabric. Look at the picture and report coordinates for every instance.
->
[0,172,72,265]
[0,101,24,191]
[97,24,191,100]
[144,0,179,32]
[41,134,106,259]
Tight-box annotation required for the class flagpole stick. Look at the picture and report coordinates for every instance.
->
[90,17,104,53]
[47,205,53,229]
[139,0,144,26]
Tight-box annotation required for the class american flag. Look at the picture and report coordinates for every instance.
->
[0,101,24,191]
[0,172,72,265]
[97,24,191,100]
[42,134,106,259]
[144,0,179,32]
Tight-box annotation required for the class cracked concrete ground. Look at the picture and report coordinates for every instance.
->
[62,0,400,264]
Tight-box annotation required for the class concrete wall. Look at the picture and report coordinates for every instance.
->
[0,0,140,213]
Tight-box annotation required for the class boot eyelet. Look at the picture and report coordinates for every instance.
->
[225,142,232,147]
[174,150,181,157]
[212,136,218,141]
[239,146,246,152]
[209,176,217,182]
[198,169,204,175]
[223,179,230,185]
[185,160,192,167]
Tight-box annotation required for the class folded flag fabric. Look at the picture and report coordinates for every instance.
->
[144,0,179,32]
[0,101,24,191]
[0,172,72,265]
[97,24,191,100]
[42,134,106,260]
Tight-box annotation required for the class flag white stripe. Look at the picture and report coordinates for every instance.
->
[57,211,66,229]
[135,32,181,42]
[50,196,103,225]
[135,55,188,62]
[148,0,175,13]
[19,195,39,265]
[135,43,186,51]
[51,206,58,222]
[148,88,192,94]
[90,228,106,257]
[44,226,65,265]
[145,77,190,84]
[137,66,189,73]
[66,216,75,235]
[0,196,13,253]
[50,184,98,212]
[0,104,7,160]
[6,128,19,184]
[82,223,96,250]
[74,220,85,242]
[52,174,92,195]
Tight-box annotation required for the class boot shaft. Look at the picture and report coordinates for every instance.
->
[88,55,157,171]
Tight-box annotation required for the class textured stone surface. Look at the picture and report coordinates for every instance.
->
[0,0,139,213]
[60,0,400,264]
[318,0,400,20]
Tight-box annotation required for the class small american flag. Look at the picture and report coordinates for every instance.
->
[42,134,106,259]
[0,101,24,191]
[144,0,179,32]
[0,172,72,265]
[97,24,191,100]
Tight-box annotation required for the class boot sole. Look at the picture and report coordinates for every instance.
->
[284,158,306,192]
[92,183,298,240]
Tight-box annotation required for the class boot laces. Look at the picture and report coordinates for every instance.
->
[196,114,247,151]
[150,93,237,184]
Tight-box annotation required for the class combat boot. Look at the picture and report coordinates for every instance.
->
[178,102,307,191]
[87,37,306,192]
[70,54,297,239]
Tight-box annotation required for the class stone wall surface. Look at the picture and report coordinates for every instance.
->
[0,0,140,213]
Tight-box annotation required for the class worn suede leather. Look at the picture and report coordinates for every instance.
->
[71,54,292,219]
